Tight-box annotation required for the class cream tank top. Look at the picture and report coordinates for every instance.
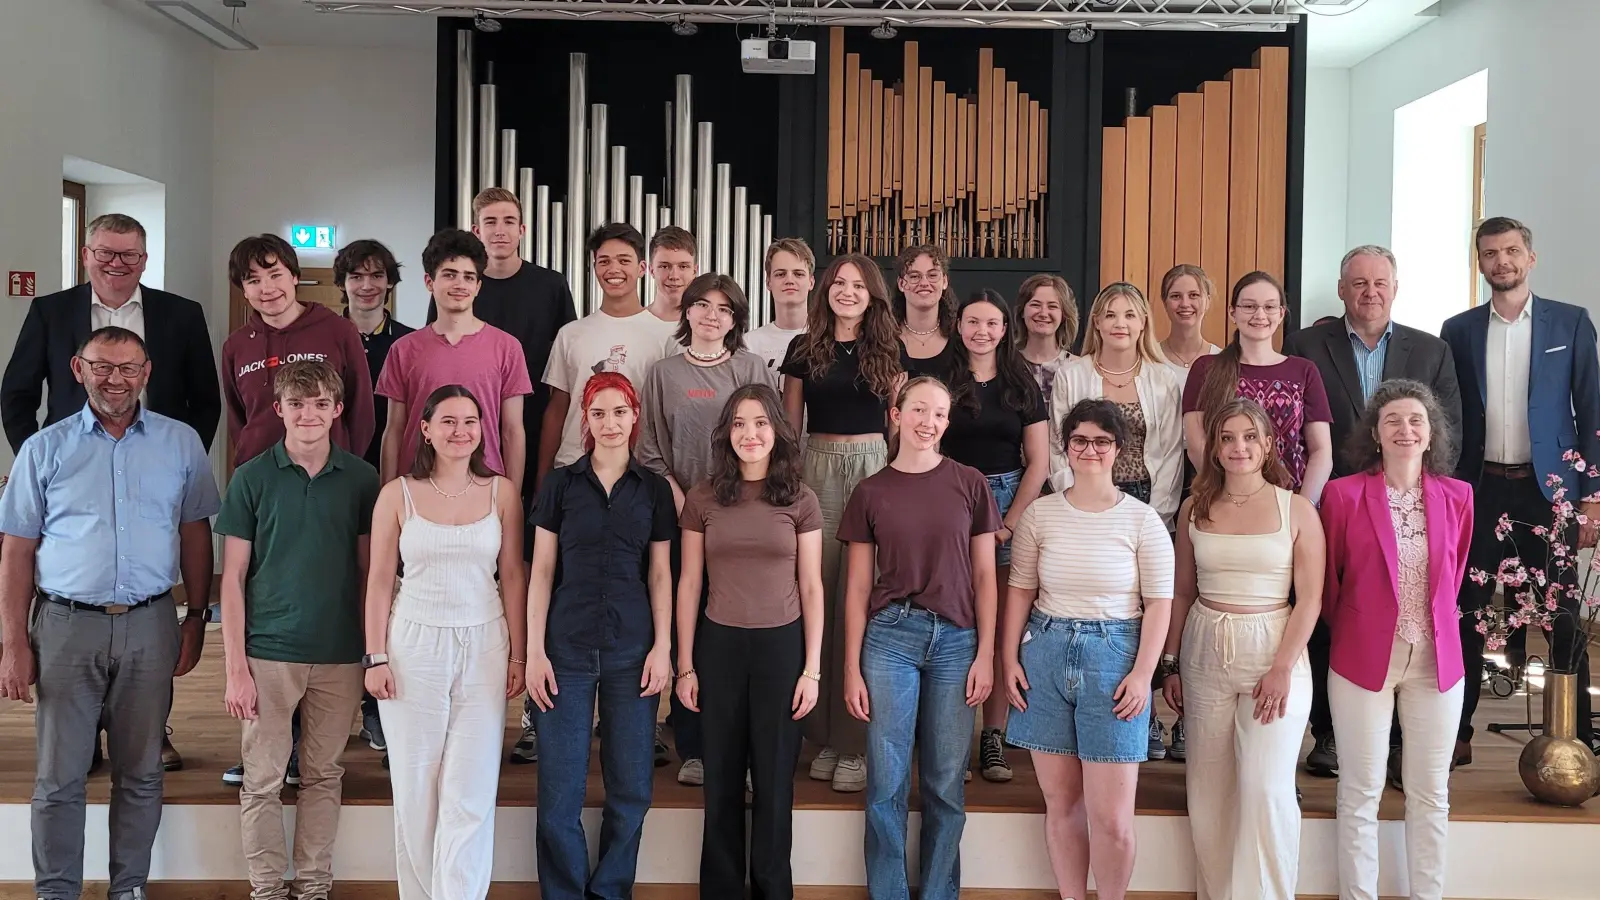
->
[392,478,504,627]
[1189,486,1294,607]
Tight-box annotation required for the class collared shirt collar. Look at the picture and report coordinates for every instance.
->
[91,285,143,314]
[1344,316,1393,347]
[270,440,345,474]
[76,401,147,436]
[343,306,391,336]
[570,452,651,482]
[1489,297,1535,325]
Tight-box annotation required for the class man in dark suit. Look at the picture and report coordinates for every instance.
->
[1442,217,1600,762]
[2,213,221,453]
[1285,244,1465,779]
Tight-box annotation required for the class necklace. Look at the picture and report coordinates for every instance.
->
[1164,343,1205,367]
[686,346,729,362]
[838,340,857,356]
[429,476,477,499]
[1224,480,1269,507]
[903,323,940,337]
[1095,357,1139,388]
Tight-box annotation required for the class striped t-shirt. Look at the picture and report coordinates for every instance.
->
[1008,491,1174,620]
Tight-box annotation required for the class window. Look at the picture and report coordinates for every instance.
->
[62,180,86,288]
[1469,122,1487,307]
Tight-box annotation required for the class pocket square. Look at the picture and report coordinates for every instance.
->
[1547,345,1568,353]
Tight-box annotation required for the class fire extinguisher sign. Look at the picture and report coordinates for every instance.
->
[8,271,36,298]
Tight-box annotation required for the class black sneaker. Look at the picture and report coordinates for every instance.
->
[1168,715,1187,761]
[285,750,301,787]
[1304,733,1338,778]
[1147,717,1168,761]
[222,763,244,787]
[979,728,1012,782]
[508,723,537,765]
[654,724,670,767]
[360,708,386,752]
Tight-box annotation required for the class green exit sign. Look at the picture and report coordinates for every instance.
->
[289,225,336,250]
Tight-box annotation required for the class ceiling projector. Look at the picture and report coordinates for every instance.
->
[740,38,816,75]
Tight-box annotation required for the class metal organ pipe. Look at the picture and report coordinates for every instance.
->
[501,129,519,192]
[566,53,588,314]
[478,83,498,195]
[748,204,764,326]
[675,76,694,230]
[732,185,748,297]
[518,167,534,261]
[535,185,551,268]
[695,123,714,256]
[455,31,474,230]
[714,163,732,278]
[610,146,628,223]
[550,201,566,275]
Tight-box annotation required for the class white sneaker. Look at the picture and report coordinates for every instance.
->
[808,746,839,781]
[831,754,866,793]
[677,758,704,786]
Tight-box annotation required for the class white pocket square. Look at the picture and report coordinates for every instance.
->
[1546,345,1568,353]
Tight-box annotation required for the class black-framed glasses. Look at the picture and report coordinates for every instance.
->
[77,357,147,379]
[89,248,147,265]
[1068,436,1117,454]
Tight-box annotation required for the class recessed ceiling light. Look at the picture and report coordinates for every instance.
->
[146,1,258,51]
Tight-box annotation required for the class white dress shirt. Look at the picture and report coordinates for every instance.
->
[1484,298,1533,464]
[91,286,146,339]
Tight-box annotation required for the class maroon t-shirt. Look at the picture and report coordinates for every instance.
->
[836,457,1002,629]
[1182,355,1332,489]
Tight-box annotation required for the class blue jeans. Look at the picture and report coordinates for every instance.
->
[862,602,978,900]
[533,641,656,900]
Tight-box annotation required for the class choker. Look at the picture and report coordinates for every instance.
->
[687,346,730,362]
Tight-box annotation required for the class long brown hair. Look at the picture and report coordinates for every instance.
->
[794,253,902,398]
[1189,397,1292,525]
[710,383,804,507]
[1194,271,1288,420]
[409,384,497,480]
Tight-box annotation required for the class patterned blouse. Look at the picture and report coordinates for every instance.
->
[1181,355,1333,489]
[1111,401,1151,489]
[1388,485,1430,644]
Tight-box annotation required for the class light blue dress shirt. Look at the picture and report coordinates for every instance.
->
[0,404,221,606]
[1345,317,1394,403]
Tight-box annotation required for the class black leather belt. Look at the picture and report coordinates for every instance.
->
[1483,462,1535,480]
[38,589,171,615]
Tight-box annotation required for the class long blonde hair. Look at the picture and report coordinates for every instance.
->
[1082,282,1166,363]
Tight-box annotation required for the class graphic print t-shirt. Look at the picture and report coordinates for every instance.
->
[542,308,679,466]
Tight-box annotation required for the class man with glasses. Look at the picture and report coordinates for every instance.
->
[2,213,221,455]
[0,326,220,900]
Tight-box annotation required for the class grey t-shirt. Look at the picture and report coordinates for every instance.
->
[637,350,775,489]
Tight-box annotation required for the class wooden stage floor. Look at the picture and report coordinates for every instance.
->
[2,631,1597,824]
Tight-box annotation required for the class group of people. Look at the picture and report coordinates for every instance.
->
[0,199,1594,900]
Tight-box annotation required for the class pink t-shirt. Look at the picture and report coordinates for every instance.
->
[374,323,533,476]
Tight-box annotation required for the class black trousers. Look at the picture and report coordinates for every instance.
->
[697,618,805,900]
[668,532,707,760]
[1459,471,1591,744]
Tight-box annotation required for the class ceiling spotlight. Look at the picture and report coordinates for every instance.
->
[1067,23,1095,43]
[473,12,501,32]
[871,20,898,39]
[672,16,699,36]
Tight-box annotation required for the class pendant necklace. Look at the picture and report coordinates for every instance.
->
[429,477,477,499]
[1224,481,1269,507]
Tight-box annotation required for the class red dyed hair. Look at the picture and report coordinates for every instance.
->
[581,371,642,452]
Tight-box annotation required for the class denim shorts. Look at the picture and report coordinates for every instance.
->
[1005,610,1150,763]
[987,469,1023,566]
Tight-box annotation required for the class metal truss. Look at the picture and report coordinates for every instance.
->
[305,0,1301,31]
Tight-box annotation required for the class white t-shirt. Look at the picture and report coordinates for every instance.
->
[1008,492,1174,620]
[543,307,679,466]
[744,323,805,372]
[1160,342,1222,391]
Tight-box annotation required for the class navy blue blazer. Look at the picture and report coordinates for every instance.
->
[1439,295,1600,500]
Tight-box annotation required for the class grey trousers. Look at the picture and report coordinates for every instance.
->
[31,593,180,900]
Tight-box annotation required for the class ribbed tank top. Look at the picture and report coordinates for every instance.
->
[1189,486,1294,607]
[392,478,504,627]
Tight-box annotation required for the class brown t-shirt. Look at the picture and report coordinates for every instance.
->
[680,480,823,628]
[836,458,1002,629]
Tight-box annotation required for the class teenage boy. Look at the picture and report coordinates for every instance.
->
[217,360,380,900]
[222,234,375,469]
[378,228,532,487]
[744,237,816,369]
[645,225,698,325]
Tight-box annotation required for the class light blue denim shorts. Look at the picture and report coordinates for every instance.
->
[1005,610,1149,763]
[986,469,1023,567]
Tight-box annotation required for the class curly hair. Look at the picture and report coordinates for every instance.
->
[1060,398,1128,455]
[709,384,803,507]
[794,254,903,399]
[1346,379,1456,477]
[1189,397,1292,526]
[892,244,958,336]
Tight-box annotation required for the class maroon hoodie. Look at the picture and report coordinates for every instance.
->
[222,302,376,467]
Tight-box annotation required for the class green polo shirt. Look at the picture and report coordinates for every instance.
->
[215,441,380,664]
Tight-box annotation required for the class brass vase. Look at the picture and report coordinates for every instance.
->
[1518,671,1600,806]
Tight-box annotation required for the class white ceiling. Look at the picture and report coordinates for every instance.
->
[1303,0,1441,68]
[112,0,433,49]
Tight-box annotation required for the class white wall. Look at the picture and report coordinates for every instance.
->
[1344,0,1600,320]
[87,183,169,290]
[210,47,437,326]
[1299,66,1351,323]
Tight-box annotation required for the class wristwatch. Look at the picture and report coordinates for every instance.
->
[183,607,209,624]
[361,653,389,669]
[1155,654,1180,680]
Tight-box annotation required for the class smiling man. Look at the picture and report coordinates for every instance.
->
[645,226,699,326]
[2,213,221,455]
[337,239,414,471]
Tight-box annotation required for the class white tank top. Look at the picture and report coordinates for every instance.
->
[1189,486,1294,607]
[392,477,504,627]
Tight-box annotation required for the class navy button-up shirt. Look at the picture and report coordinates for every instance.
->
[0,404,221,605]
[531,454,676,653]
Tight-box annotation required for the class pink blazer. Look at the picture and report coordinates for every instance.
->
[1319,471,1474,692]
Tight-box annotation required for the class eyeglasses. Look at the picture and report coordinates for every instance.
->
[77,357,147,379]
[1236,303,1283,316]
[1068,436,1117,454]
[902,272,943,286]
[89,248,147,266]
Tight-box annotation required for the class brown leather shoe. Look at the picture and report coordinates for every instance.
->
[161,728,183,772]
[1452,739,1472,769]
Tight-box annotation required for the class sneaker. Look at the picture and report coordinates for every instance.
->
[360,709,387,752]
[654,725,670,767]
[508,723,538,765]
[160,727,183,772]
[980,728,1013,783]
[808,746,839,781]
[285,750,301,787]
[831,754,866,793]
[1304,733,1338,778]
[222,764,244,787]
[1168,716,1187,761]
[1147,717,1168,761]
[678,758,704,786]
[1386,746,1404,793]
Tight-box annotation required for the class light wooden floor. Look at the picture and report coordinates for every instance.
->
[0,628,1596,825]
[0,885,1344,900]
